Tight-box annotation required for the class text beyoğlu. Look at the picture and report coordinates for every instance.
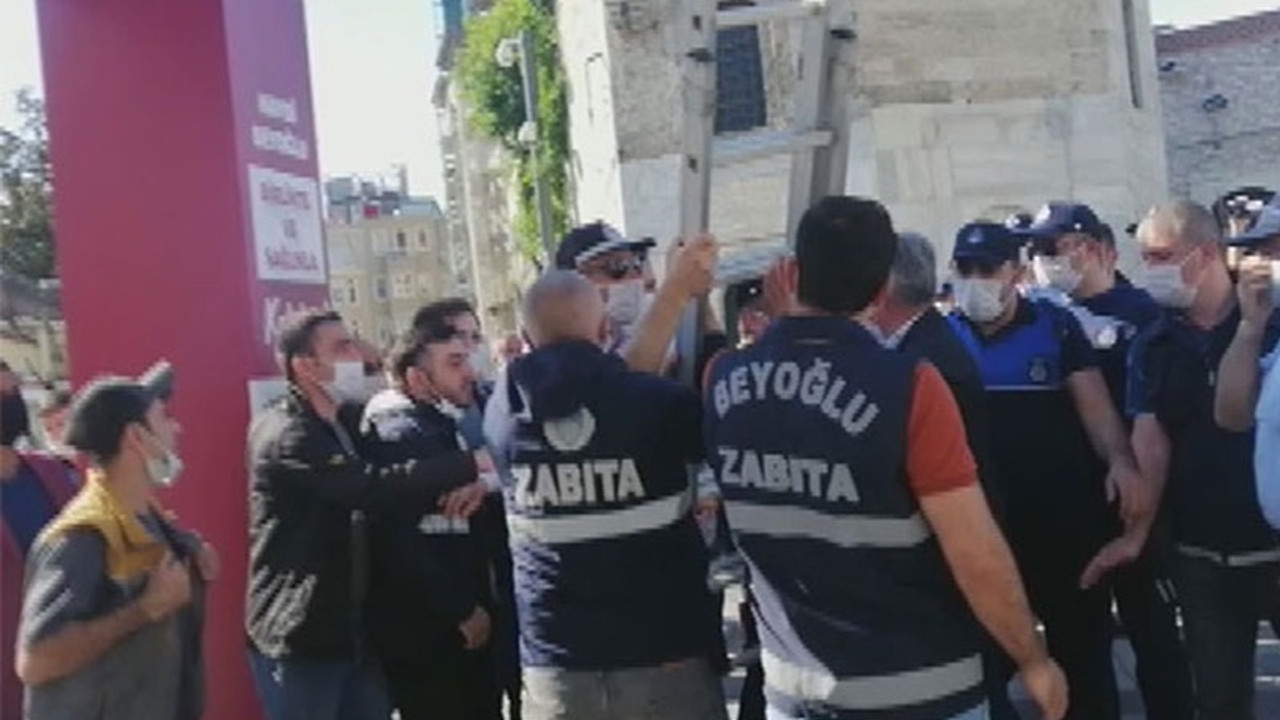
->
[712,359,880,437]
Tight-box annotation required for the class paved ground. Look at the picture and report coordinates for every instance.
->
[718,587,1280,719]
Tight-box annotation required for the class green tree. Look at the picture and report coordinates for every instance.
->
[455,0,569,263]
[0,88,55,280]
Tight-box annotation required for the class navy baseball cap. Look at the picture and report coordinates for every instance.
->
[554,222,656,270]
[65,360,175,461]
[952,223,1022,264]
[1004,212,1034,231]
[1229,202,1280,247]
[1018,202,1106,240]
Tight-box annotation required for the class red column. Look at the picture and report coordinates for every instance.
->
[36,0,329,717]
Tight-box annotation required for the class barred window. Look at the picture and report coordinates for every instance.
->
[715,4,766,135]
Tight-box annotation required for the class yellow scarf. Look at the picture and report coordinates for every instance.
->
[39,470,166,583]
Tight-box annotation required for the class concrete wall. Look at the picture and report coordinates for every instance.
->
[561,0,1170,273]
[1157,13,1280,204]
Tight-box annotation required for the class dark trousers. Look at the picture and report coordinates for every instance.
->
[737,597,765,720]
[248,649,391,720]
[383,646,501,720]
[1112,553,1193,720]
[988,515,1120,720]
[1170,553,1280,720]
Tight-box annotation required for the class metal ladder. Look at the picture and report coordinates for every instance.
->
[674,0,856,384]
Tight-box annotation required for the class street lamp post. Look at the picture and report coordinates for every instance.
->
[496,30,555,261]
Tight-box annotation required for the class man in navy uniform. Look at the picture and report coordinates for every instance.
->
[704,196,1066,720]
[1021,202,1192,720]
[946,221,1144,720]
[1128,201,1280,720]
[484,270,726,720]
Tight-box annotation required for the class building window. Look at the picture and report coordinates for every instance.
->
[330,278,359,306]
[393,273,414,299]
[374,276,389,301]
[371,230,390,256]
[417,230,430,250]
[715,2,767,135]
[1122,0,1144,109]
[395,230,409,253]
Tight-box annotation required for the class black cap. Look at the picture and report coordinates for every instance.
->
[1217,187,1275,217]
[1229,202,1280,247]
[554,222,656,270]
[1097,223,1116,247]
[1004,212,1034,231]
[730,278,765,310]
[952,223,1022,264]
[1018,202,1106,240]
[65,360,175,461]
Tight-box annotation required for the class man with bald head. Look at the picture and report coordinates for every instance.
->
[484,270,726,720]
[1128,201,1280,720]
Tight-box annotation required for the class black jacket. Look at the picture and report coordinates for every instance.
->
[245,387,478,660]
[898,308,1001,519]
[359,390,495,660]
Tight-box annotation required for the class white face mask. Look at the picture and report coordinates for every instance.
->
[326,361,370,404]
[1271,261,1280,307]
[1033,255,1083,294]
[145,432,184,488]
[468,345,495,383]
[604,280,647,328]
[1138,255,1197,309]
[954,278,1007,323]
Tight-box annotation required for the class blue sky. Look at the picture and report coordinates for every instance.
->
[1,0,1277,202]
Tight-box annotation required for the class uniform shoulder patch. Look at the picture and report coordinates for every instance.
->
[543,407,597,453]
[1028,356,1051,384]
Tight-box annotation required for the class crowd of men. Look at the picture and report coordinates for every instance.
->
[4,186,1280,720]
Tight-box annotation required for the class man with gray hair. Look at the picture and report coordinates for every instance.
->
[862,232,1009,715]
[1128,200,1280,720]
[863,232,992,502]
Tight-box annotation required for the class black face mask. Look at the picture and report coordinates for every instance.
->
[1,391,30,447]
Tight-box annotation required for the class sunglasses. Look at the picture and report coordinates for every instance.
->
[587,253,646,281]
[954,257,1004,276]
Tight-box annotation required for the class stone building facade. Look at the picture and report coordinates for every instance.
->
[325,211,457,349]
[559,0,1169,270]
[1156,9,1280,205]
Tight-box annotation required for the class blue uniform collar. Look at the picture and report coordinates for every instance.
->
[761,314,881,346]
[951,297,1038,345]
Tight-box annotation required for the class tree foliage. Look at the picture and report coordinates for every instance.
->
[455,0,569,263]
[0,88,55,280]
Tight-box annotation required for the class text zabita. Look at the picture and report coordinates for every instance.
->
[717,447,860,504]
[510,459,647,509]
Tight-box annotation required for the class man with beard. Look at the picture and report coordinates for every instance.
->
[361,324,497,720]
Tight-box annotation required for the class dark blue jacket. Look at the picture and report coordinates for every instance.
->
[1128,307,1280,554]
[705,316,983,720]
[360,390,493,660]
[486,341,719,670]
[948,299,1110,530]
